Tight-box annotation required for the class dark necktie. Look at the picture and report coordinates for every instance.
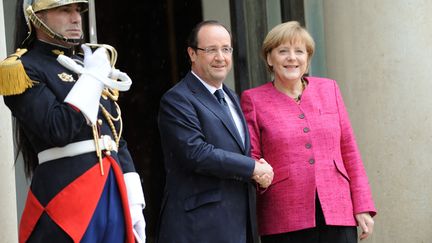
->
[214,89,244,147]
[214,89,235,122]
[214,89,228,106]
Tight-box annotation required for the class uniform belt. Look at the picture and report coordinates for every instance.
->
[38,135,118,164]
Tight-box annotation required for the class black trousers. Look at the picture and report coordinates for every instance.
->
[261,196,357,243]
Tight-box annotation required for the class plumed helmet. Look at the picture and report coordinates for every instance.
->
[22,0,88,45]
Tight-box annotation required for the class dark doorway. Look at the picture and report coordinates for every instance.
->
[95,1,202,242]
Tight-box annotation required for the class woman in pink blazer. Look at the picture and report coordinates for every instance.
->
[241,21,376,243]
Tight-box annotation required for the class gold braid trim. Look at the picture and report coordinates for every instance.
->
[102,88,119,101]
[96,87,122,175]
[99,101,123,148]
[92,124,104,175]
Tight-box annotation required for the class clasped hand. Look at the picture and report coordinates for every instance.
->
[252,158,274,188]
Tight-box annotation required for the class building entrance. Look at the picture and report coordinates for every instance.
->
[95,1,202,241]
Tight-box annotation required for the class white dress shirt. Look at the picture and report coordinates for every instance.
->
[191,71,245,145]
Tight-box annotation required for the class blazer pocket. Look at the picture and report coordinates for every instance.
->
[333,159,350,182]
[319,107,338,115]
[271,165,290,186]
[184,189,222,212]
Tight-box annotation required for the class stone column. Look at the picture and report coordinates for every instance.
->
[229,0,270,92]
[202,0,237,90]
[322,0,432,242]
[0,0,19,241]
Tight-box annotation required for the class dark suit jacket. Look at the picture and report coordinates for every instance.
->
[157,72,258,243]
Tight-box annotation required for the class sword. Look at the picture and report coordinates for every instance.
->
[88,0,97,44]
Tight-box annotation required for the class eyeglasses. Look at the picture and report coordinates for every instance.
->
[195,46,233,55]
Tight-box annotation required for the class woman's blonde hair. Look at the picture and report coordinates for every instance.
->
[262,21,315,72]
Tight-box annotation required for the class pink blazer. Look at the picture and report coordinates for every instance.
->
[241,77,376,235]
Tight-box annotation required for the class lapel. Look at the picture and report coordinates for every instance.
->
[223,85,250,153]
[185,72,246,152]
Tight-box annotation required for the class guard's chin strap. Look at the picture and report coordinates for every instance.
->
[26,5,82,45]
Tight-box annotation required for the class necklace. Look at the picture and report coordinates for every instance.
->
[273,78,308,103]
[294,78,307,103]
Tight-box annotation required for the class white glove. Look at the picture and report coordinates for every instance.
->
[63,45,111,125]
[124,172,146,243]
[58,45,132,91]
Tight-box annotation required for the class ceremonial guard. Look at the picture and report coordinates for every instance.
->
[0,0,146,242]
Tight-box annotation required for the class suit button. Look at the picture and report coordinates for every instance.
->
[303,127,310,133]
[309,159,315,164]
[298,113,305,119]
[305,143,312,149]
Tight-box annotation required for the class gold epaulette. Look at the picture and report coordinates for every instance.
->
[0,48,35,96]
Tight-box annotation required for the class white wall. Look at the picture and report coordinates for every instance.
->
[322,0,432,242]
[0,0,19,241]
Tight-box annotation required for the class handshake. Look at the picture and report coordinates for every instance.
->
[252,158,274,188]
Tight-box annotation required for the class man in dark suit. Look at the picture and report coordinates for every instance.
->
[157,20,274,243]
